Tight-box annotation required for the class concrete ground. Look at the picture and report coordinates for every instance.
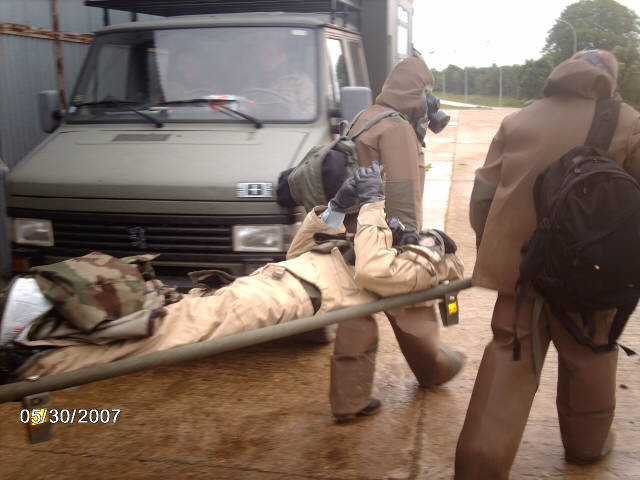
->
[1,108,639,479]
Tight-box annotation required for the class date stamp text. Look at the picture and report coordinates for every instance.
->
[20,408,121,425]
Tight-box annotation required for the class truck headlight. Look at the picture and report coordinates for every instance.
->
[12,218,54,247]
[233,225,284,252]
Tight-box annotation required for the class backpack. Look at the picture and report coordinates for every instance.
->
[516,98,640,356]
[277,109,404,211]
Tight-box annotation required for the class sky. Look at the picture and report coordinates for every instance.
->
[413,0,640,70]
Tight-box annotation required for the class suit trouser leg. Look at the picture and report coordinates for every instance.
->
[386,303,457,386]
[550,310,618,461]
[455,295,550,480]
[330,316,378,416]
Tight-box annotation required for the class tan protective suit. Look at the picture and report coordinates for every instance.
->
[19,201,463,379]
[330,56,460,417]
[457,56,640,479]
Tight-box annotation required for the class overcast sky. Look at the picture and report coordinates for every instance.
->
[413,0,640,70]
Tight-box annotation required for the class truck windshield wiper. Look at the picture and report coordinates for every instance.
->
[157,99,263,129]
[72,99,164,128]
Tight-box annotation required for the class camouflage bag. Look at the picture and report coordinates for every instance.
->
[30,252,158,332]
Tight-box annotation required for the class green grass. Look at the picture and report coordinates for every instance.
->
[434,92,527,108]
[436,103,476,110]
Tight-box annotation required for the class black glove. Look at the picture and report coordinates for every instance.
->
[397,228,420,246]
[355,162,385,206]
[423,229,458,254]
[328,176,357,213]
[388,216,404,234]
[388,216,420,246]
[432,229,458,253]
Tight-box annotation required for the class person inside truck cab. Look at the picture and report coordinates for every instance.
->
[6,165,464,414]
[163,49,216,101]
[246,33,315,117]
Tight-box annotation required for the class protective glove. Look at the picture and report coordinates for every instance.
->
[397,228,420,246]
[355,162,385,206]
[421,229,458,254]
[431,229,458,253]
[328,176,357,213]
[388,216,405,236]
[388,216,420,246]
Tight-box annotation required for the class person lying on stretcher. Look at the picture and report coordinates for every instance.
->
[10,163,464,379]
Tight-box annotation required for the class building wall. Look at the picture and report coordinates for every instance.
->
[0,0,159,168]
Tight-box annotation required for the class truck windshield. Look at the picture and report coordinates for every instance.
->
[67,26,318,123]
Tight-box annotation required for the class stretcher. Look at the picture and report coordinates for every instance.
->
[0,278,471,443]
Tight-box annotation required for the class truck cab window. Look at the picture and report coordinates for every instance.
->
[397,5,410,57]
[93,44,131,101]
[326,37,348,108]
[348,41,369,87]
[68,27,318,123]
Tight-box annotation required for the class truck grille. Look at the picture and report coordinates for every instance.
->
[52,214,231,254]
[8,209,297,262]
[54,220,231,253]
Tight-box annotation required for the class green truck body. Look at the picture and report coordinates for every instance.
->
[7,0,414,286]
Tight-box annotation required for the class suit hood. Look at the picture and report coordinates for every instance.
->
[375,56,435,122]
[543,58,616,100]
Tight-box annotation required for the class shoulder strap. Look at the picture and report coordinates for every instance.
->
[585,98,621,151]
[349,110,404,140]
[342,109,367,136]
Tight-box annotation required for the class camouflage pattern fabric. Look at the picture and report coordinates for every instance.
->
[30,252,158,332]
[25,290,167,345]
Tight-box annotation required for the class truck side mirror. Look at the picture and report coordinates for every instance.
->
[38,91,62,133]
[340,86,372,123]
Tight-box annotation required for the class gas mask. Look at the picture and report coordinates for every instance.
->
[413,92,451,144]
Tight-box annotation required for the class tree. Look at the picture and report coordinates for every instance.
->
[518,56,554,99]
[544,0,640,107]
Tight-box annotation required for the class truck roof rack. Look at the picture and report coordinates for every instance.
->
[84,0,362,19]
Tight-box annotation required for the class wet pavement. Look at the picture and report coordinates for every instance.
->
[1,109,639,479]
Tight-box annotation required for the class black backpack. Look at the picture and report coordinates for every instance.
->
[516,98,640,356]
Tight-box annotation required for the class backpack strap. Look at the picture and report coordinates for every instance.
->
[349,110,404,141]
[342,108,367,136]
[607,299,638,355]
[585,98,621,151]
[547,299,637,356]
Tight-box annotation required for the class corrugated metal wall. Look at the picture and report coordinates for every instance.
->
[0,34,57,169]
[0,0,160,168]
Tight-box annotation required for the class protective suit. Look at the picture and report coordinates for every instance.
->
[348,55,434,231]
[16,201,463,380]
[456,51,640,479]
[329,55,462,418]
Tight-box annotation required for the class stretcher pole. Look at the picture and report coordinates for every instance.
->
[0,278,472,403]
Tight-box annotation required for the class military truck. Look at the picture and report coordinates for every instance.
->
[7,0,414,287]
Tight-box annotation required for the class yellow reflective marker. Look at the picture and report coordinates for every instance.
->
[30,408,48,425]
[448,301,458,315]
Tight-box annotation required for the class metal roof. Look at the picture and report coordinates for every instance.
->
[95,13,330,33]
[84,0,362,17]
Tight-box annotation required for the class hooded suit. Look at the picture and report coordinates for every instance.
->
[329,57,465,417]
[348,55,434,230]
[456,55,640,479]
